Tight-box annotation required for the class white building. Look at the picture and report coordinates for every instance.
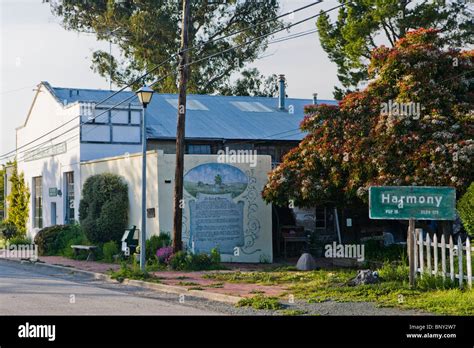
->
[5,80,336,261]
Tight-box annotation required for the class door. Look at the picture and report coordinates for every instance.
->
[51,202,57,226]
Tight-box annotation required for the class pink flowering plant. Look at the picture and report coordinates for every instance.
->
[156,246,174,264]
[263,29,473,207]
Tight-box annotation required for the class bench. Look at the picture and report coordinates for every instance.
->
[71,245,98,261]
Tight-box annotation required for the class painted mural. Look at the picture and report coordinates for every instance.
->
[184,163,248,254]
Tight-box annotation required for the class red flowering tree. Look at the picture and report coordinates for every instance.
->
[263,29,473,208]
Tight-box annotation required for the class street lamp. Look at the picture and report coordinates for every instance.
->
[136,86,154,271]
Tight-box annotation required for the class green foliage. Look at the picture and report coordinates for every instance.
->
[168,250,223,271]
[377,262,409,282]
[210,247,220,264]
[0,221,18,240]
[7,236,32,245]
[316,1,473,98]
[103,241,119,263]
[236,295,283,310]
[364,241,406,264]
[79,173,128,244]
[264,29,473,207]
[145,234,171,260]
[110,261,155,283]
[34,224,88,256]
[0,165,4,220]
[48,1,284,95]
[219,68,282,97]
[6,161,30,236]
[457,182,474,236]
[416,273,457,291]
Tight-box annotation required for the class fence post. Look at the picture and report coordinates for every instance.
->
[418,229,424,275]
[408,219,415,287]
[433,234,438,276]
[414,229,418,277]
[449,235,455,282]
[441,234,446,280]
[458,236,463,289]
[466,236,472,289]
[426,233,431,276]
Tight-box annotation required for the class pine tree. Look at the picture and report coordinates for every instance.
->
[6,161,30,236]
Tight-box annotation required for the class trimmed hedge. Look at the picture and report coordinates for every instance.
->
[79,173,128,244]
[34,224,87,256]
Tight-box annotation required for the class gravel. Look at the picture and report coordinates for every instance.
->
[5,260,429,316]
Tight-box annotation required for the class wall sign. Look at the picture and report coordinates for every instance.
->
[49,188,58,197]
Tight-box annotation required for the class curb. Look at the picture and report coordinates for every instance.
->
[0,258,241,305]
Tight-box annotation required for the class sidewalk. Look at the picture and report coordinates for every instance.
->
[37,256,289,298]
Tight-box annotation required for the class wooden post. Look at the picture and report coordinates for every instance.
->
[408,219,415,287]
[466,236,472,289]
[414,229,418,277]
[433,234,438,275]
[449,235,455,282]
[458,236,463,289]
[441,234,446,280]
[172,0,191,253]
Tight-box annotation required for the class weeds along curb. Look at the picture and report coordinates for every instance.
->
[0,258,241,304]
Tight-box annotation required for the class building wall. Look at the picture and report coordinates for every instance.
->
[16,86,82,239]
[81,151,273,263]
[80,151,160,239]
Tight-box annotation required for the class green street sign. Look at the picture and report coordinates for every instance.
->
[369,186,456,220]
[49,188,58,197]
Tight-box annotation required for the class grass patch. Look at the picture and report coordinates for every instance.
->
[177,281,200,286]
[236,295,283,310]
[207,265,474,315]
[278,309,307,316]
[205,282,224,288]
[109,262,160,283]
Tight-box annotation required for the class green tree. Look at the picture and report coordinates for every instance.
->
[219,68,283,97]
[316,0,473,99]
[458,182,474,237]
[6,161,30,236]
[48,0,284,93]
[214,174,222,186]
[79,173,128,244]
[263,29,474,208]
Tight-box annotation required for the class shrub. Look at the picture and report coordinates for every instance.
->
[146,234,171,260]
[0,221,18,240]
[168,250,223,271]
[8,236,31,245]
[103,241,119,263]
[377,262,409,282]
[210,248,220,264]
[458,182,474,236]
[156,246,173,264]
[79,173,128,244]
[34,224,87,256]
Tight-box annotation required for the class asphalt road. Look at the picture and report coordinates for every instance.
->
[0,261,219,315]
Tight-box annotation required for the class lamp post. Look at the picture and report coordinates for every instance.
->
[136,86,154,271]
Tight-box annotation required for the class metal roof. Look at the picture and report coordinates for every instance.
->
[47,82,337,141]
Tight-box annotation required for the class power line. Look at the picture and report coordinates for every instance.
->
[0,1,324,161]
[1,4,337,162]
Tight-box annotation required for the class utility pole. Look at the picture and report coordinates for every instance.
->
[172,0,191,252]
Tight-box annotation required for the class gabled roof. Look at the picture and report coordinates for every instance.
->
[46,82,337,141]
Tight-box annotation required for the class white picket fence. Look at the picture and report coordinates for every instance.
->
[414,228,473,289]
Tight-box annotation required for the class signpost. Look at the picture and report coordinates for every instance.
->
[369,186,456,287]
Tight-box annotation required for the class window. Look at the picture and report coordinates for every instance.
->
[188,144,211,154]
[65,172,75,224]
[33,176,43,228]
[315,207,326,229]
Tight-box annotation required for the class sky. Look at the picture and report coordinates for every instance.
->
[0,0,341,159]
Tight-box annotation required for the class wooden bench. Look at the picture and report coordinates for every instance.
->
[71,245,98,261]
